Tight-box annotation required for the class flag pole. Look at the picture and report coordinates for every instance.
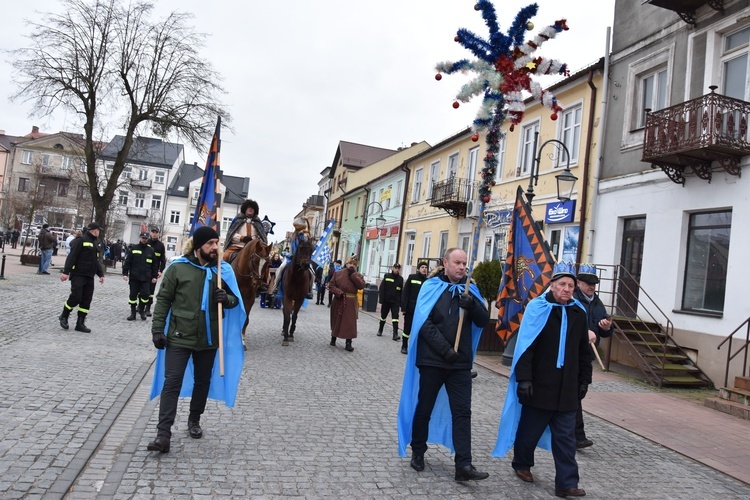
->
[454,206,483,352]
[590,341,606,371]
[216,206,224,377]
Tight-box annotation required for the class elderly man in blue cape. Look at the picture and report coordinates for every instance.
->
[147,226,246,453]
[493,262,593,498]
[397,248,490,482]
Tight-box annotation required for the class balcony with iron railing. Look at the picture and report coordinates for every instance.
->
[645,0,724,26]
[429,177,478,217]
[130,178,153,189]
[642,87,750,185]
[126,206,149,217]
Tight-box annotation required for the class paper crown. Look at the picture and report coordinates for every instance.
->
[577,263,599,284]
[551,261,576,281]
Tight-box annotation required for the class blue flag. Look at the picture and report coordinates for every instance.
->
[311,219,335,267]
[190,117,223,236]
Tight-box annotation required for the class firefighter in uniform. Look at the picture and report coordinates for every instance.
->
[122,232,159,321]
[399,260,429,354]
[58,223,105,333]
[378,263,404,341]
[145,226,167,317]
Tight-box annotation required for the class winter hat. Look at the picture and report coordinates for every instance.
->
[192,226,219,249]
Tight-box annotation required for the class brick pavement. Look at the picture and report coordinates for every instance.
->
[0,263,749,498]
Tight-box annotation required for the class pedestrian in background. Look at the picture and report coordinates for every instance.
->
[37,224,56,274]
[145,227,167,317]
[572,264,613,449]
[400,260,429,355]
[328,256,365,352]
[147,226,245,453]
[314,264,324,305]
[397,248,490,482]
[58,223,105,333]
[325,260,341,307]
[123,232,158,321]
[378,263,403,341]
[495,262,592,498]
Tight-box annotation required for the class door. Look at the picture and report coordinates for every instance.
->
[617,217,646,317]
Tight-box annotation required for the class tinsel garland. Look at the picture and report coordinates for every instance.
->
[435,1,570,205]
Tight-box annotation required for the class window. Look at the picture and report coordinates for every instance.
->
[459,234,470,253]
[104,162,114,171]
[559,105,582,165]
[18,178,30,192]
[345,201,350,221]
[495,136,506,181]
[395,180,403,206]
[355,197,361,218]
[412,168,423,203]
[384,185,392,210]
[222,216,232,233]
[427,161,440,199]
[169,210,181,224]
[77,185,88,199]
[135,193,145,208]
[138,169,148,181]
[447,154,458,179]
[438,231,449,257]
[722,26,749,100]
[638,68,667,128]
[151,194,162,209]
[189,212,195,226]
[41,154,51,168]
[57,182,69,197]
[405,233,415,267]
[166,236,177,253]
[118,190,129,205]
[155,170,165,184]
[22,151,32,164]
[518,122,539,176]
[79,161,87,173]
[422,232,432,258]
[192,189,199,201]
[682,211,732,313]
[61,157,74,170]
[122,167,132,179]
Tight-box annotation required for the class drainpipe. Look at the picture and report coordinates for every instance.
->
[396,162,410,265]
[357,187,371,261]
[576,64,599,263]
[586,27,612,263]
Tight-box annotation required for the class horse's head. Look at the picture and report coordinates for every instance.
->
[294,239,314,266]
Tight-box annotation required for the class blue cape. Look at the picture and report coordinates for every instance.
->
[150,258,246,408]
[397,276,485,457]
[493,294,585,457]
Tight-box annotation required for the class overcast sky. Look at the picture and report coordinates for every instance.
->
[0,0,615,235]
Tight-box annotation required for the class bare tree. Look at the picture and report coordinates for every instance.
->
[10,0,229,232]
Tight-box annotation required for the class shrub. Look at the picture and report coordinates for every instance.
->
[471,260,503,303]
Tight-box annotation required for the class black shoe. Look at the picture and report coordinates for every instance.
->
[147,435,170,453]
[145,305,152,317]
[555,487,586,497]
[75,321,91,333]
[127,310,136,321]
[306,293,314,300]
[329,337,336,346]
[41,271,50,275]
[188,420,203,439]
[59,314,69,330]
[392,332,399,341]
[471,371,478,379]
[576,438,593,449]
[344,341,354,352]
[455,465,489,481]
[140,309,147,321]
[401,346,408,355]
[410,454,424,472]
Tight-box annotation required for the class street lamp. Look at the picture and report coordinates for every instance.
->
[526,131,578,204]
[359,201,386,275]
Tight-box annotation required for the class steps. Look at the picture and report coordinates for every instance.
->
[613,317,711,388]
[704,376,750,420]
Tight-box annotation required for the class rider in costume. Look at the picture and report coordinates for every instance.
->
[272,218,314,299]
[223,199,268,290]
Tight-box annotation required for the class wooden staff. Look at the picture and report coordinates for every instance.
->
[453,271,473,352]
[215,209,224,377]
[590,341,605,371]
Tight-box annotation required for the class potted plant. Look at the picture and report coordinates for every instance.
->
[471,259,504,352]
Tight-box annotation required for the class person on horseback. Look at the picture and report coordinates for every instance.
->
[272,218,315,299]
[224,199,268,290]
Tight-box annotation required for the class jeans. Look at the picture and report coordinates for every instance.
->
[40,249,53,273]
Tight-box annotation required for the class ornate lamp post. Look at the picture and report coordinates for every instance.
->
[359,201,386,276]
[526,131,578,204]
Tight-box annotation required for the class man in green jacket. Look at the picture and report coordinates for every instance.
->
[147,226,242,453]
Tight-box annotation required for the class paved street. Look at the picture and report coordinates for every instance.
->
[1,257,749,498]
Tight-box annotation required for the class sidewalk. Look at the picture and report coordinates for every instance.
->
[0,244,119,278]
[475,353,750,486]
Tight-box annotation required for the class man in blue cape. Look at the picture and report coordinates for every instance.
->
[493,262,592,497]
[397,248,490,482]
[148,226,246,453]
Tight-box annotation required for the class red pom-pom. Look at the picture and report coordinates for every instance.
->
[550,113,558,121]
[452,101,460,109]
[510,124,515,132]
[435,73,442,81]
[482,195,491,203]
[471,134,479,142]
[474,4,481,11]
[454,35,460,42]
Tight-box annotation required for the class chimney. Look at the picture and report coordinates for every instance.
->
[32,126,39,134]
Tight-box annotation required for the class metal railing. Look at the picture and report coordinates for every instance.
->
[430,177,477,205]
[717,316,750,388]
[594,264,710,387]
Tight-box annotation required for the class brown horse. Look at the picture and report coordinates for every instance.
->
[281,238,314,346]
[229,238,272,348]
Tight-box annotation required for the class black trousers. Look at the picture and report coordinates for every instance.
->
[129,279,151,306]
[403,312,414,338]
[575,398,586,440]
[157,347,217,437]
[316,282,325,304]
[65,275,95,314]
[379,302,400,328]
[148,280,158,305]
[411,366,472,467]
[513,406,579,490]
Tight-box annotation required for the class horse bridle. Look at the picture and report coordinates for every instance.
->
[234,249,268,281]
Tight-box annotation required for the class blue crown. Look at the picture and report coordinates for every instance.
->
[552,261,576,280]
[578,263,597,276]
